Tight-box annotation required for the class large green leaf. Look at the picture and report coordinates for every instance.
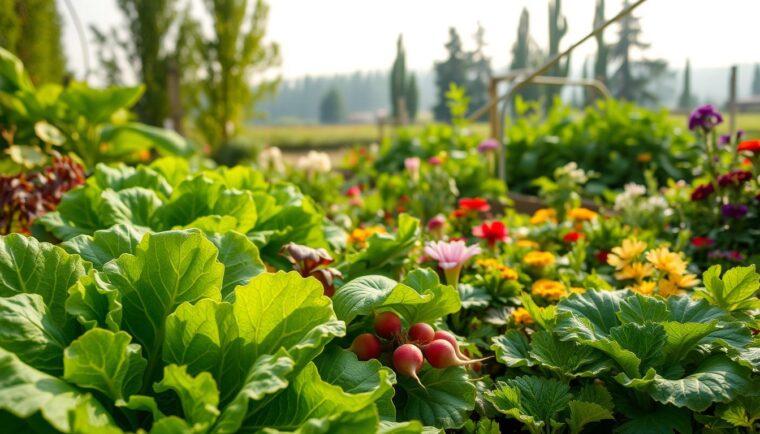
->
[63,328,146,401]
[661,321,719,364]
[0,293,71,374]
[398,268,461,324]
[61,224,147,269]
[666,295,727,323]
[97,188,162,228]
[616,405,692,434]
[557,290,625,336]
[164,299,243,404]
[207,232,266,299]
[491,330,534,368]
[0,347,113,432]
[154,364,220,430]
[617,356,751,411]
[695,265,760,313]
[0,234,89,331]
[66,268,123,331]
[565,400,613,434]
[101,123,194,157]
[608,322,666,374]
[89,163,173,198]
[341,214,420,279]
[396,367,476,429]
[617,293,669,323]
[528,331,611,377]
[36,186,105,239]
[101,230,223,383]
[486,376,571,433]
[241,362,393,432]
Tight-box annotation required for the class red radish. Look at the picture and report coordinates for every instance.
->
[408,323,435,344]
[349,333,382,361]
[393,344,425,387]
[433,330,471,361]
[374,311,402,339]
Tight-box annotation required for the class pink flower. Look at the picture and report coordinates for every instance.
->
[346,185,361,197]
[477,138,500,153]
[427,214,446,231]
[404,157,421,172]
[424,240,481,270]
[428,156,443,166]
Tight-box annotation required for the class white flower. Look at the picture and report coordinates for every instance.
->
[614,183,647,211]
[259,146,284,173]
[557,162,588,184]
[296,151,332,173]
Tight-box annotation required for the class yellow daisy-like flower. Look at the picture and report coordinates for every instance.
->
[607,239,648,270]
[669,273,700,289]
[501,267,519,280]
[568,207,599,222]
[614,262,654,281]
[531,279,567,299]
[512,307,534,325]
[658,278,685,297]
[347,226,386,247]
[530,208,558,225]
[516,239,541,249]
[630,280,656,295]
[645,247,687,276]
[523,251,556,267]
[476,258,502,269]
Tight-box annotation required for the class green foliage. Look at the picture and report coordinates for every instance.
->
[505,98,696,192]
[593,0,608,85]
[319,86,346,124]
[390,35,418,123]
[545,0,570,113]
[678,59,696,109]
[433,28,468,122]
[510,8,543,104]
[196,0,281,148]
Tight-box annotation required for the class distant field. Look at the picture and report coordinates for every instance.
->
[239,112,760,150]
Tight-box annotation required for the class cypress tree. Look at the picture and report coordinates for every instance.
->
[467,23,491,116]
[593,0,608,83]
[433,28,468,122]
[545,0,569,112]
[319,87,345,124]
[0,0,20,52]
[677,59,695,109]
[5,0,66,84]
[406,73,418,122]
[390,35,407,122]
[752,64,760,96]
[509,8,542,105]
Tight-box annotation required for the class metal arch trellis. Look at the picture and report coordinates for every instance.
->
[466,0,649,184]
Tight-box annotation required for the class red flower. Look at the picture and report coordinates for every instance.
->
[690,183,715,201]
[595,250,609,264]
[346,185,361,197]
[690,236,714,248]
[458,198,491,213]
[738,139,760,154]
[450,209,466,219]
[472,221,510,247]
[563,231,584,243]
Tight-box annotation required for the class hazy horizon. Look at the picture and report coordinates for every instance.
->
[58,0,760,84]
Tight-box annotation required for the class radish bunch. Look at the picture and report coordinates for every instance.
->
[348,311,485,387]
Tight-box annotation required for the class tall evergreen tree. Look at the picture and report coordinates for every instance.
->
[593,0,608,83]
[467,23,491,116]
[390,35,407,122]
[609,0,667,104]
[509,8,543,105]
[196,0,281,148]
[2,0,66,84]
[319,87,345,124]
[752,64,760,96]
[545,0,569,112]
[678,59,695,109]
[406,73,419,122]
[433,28,468,122]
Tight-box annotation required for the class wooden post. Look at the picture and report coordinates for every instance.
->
[167,58,184,135]
[729,65,737,136]
[488,78,499,140]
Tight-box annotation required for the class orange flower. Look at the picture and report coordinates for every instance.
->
[531,279,567,300]
[631,281,656,296]
[348,226,386,248]
[530,208,557,225]
[523,251,555,267]
[516,239,541,249]
[738,139,760,154]
[568,207,598,222]
[512,307,534,325]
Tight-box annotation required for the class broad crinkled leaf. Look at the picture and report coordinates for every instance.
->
[528,331,611,377]
[207,232,266,299]
[61,224,147,269]
[101,229,223,381]
[37,187,104,239]
[566,400,613,434]
[0,347,113,432]
[557,290,625,336]
[63,328,146,401]
[90,163,172,198]
[341,214,419,279]
[97,187,162,228]
[154,364,220,430]
[661,321,719,364]
[0,293,71,374]
[398,268,461,324]
[66,268,123,331]
[695,265,760,313]
[608,322,666,374]
[615,405,692,434]
[397,366,476,429]
[666,295,727,323]
[486,376,571,432]
[0,234,89,332]
[491,330,534,368]
[617,293,669,323]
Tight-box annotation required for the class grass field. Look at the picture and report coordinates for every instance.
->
[239,112,760,150]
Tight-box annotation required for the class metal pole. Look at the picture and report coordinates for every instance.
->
[63,0,90,81]
[729,65,737,136]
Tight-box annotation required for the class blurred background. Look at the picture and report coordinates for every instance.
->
[3,0,759,153]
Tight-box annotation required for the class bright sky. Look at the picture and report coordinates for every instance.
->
[59,0,760,82]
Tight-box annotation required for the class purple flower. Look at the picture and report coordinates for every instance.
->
[721,203,748,219]
[688,104,723,132]
[477,138,500,153]
[719,134,731,146]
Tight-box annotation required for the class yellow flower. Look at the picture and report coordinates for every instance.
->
[630,281,656,295]
[669,273,700,289]
[570,287,586,294]
[512,307,534,325]
[607,238,647,270]
[501,267,519,280]
[516,239,541,249]
[568,207,598,222]
[636,152,652,163]
[531,279,567,299]
[348,226,386,247]
[530,208,557,225]
[614,262,654,281]
[645,247,687,276]
[658,278,685,297]
[476,258,502,269]
[523,251,556,267]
